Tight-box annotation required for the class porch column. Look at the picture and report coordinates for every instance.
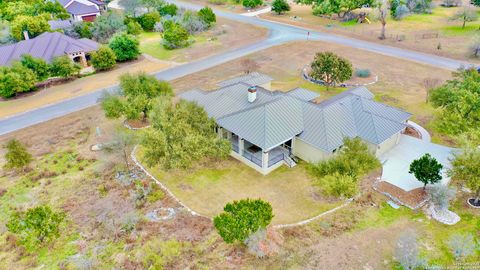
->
[239,137,244,155]
[227,131,232,140]
[262,151,269,170]
[217,127,223,138]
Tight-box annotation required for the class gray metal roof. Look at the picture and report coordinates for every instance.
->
[180,76,411,152]
[67,1,99,15]
[48,20,73,30]
[217,72,273,87]
[286,87,320,101]
[0,32,99,66]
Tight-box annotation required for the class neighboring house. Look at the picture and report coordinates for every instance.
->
[57,0,107,22]
[0,32,99,67]
[48,19,73,31]
[180,72,412,175]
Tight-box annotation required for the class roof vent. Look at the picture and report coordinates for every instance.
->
[248,86,257,103]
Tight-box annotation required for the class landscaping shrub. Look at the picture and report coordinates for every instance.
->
[394,4,410,20]
[162,22,190,49]
[394,230,425,269]
[20,54,50,81]
[127,20,142,35]
[243,0,263,8]
[214,199,273,243]
[208,0,228,4]
[448,233,477,260]
[309,138,380,198]
[143,239,184,269]
[108,33,140,61]
[91,12,126,43]
[0,63,37,98]
[179,10,209,34]
[355,68,371,78]
[3,139,33,171]
[158,3,178,16]
[272,0,291,14]
[427,185,456,212]
[49,55,81,78]
[198,6,216,27]
[137,11,161,31]
[6,205,65,249]
[91,46,117,71]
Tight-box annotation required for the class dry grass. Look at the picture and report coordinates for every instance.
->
[260,2,480,62]
[137,148,341,225]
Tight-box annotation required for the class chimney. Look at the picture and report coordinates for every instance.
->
[248,86,257,103]
[23,31,29,40]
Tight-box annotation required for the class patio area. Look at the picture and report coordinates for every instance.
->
[379,135,457,191]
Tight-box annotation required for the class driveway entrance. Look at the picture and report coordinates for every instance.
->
[379,135,457,191]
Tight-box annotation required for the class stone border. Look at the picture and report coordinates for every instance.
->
[131,145,353,228]
[124,120,151,130]
[302,67,379,88]
[467,198,480,209]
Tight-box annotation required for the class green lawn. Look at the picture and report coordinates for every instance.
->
[137,148,342,224]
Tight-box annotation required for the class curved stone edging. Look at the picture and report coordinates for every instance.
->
[131,145,353,228]
[130,145,206,218]
[123,120,151,130]
[302,67,379,88]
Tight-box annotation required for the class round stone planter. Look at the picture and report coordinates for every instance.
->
[467,198,480,208]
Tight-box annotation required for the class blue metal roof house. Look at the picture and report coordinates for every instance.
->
[180,72,411,175]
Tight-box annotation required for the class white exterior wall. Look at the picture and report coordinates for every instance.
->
[292,137,332,163]
[374,132,401,157]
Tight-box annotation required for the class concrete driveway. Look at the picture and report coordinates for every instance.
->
[379,135,457,192]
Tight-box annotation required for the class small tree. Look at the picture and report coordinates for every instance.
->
[272,0,291,14]
[49,56,81,79]
[137,11,161,31]
[20,54,50,81]
[91,46,117,71]
[426,185,456,212]
[127,21,143,35]
[103,128,138,171]
[6,205,65,248]
[450,148,480,206]
[108,33,140,62]
[450,8,478,29]
[241,58,260,74]
[409,153,443,190]
[448,233,478,260]
[198,6,216,27]
[394,230,425,270]
[91,12,126,43]
[309,51,353,88]
[243,0,263,8]
[10,15,51,41]
[470,34,480,58]
[319,172,358,198]
[3,139,32,172]
[0,64,37,98]
[162,22,190,49]
[158,3,178,16]
[375,0,389,40]
[214,199,273,243]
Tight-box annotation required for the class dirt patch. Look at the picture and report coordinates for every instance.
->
[124,119,150,129]
[377,181,427,208]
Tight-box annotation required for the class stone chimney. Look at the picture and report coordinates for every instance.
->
[248,86,257,103]
[23,31,29,40]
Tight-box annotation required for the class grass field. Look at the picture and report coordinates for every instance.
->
[137,147,342,224]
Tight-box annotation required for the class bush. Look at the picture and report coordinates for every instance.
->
[394,230,425,270]
[198,6,216,27]
[49,55,81,78]
[6,205,65,248]
[137,11,161,31]
[162,23,190,49]
[272,0,291,14]
[243,0,263,8]
[143,239,183,269]
[179,10,209,34]
[108,33,140,61]
[427,185,456,212]
[395,4,410,19]
[20,55,50,81]
[127,21,142,35]
[318,172,358,198]
[448,233,477,260]
[214,199,273,243]
[0,64,37,98]
[91,12,126,43]
[91,46,117,71]
[3,139,33,171]
[355,68,371,78]
[158,3,178,16]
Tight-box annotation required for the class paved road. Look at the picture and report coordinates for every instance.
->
[0,1,473,136]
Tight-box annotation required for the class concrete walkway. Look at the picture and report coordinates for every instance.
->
[241,6,272,17]
[407,120,431,142]
[379,135,457,191]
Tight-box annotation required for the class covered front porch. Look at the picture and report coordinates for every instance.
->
[218,127,295,175]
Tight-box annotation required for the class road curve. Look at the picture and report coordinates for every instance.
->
[0,1,473,136]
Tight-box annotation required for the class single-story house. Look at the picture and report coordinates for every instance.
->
[180,72,412,175]
[57,0,107,22]
[0,32,99,67]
